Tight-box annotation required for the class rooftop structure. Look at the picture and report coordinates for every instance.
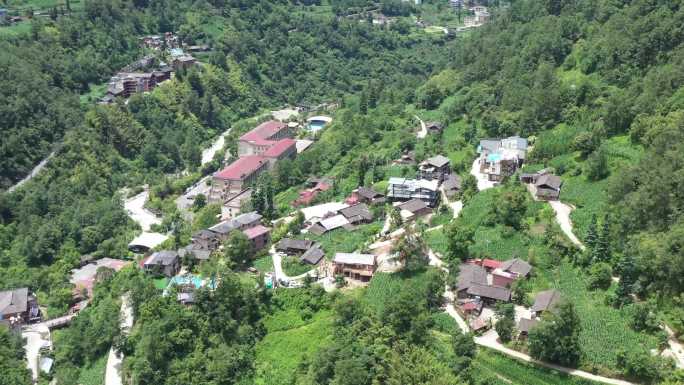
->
[300,245,325,265]
[532,289,562,316]
[387,177,439,207]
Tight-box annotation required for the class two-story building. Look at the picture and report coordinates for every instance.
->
[478,136,528,182]
[417,155,451,182]
[237,120,294,157]
[333,253,377,282]
[387,177,439,207]
[0,288,40,327]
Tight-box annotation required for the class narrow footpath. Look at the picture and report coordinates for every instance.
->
[104,295,133,385]
[8,151,56,193]
[548,200,585,250]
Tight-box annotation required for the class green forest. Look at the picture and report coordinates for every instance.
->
[2,0,684,384]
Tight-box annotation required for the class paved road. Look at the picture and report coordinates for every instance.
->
[105,295,133,385]
[270,246,317,283]
[8,151,55,193]
[124,190,161,232]
[201,128,231,165]
[22,324,51,382]
[548,200,585,250]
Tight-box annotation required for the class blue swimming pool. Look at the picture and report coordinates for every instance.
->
[308,120,326,132]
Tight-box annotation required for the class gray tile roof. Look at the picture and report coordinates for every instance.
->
[518,317,539,333]
[457,264,488,291]
[531,289,562,313]
[340,203,373,221]
[467,283,511,301]
[357,186,383,199]
[500,258,532,277]
[300,245,325,265]
[426,155,450,168]
[276,238,314,252]
[147,250,179,266]
[0,288,28,317]
[397,198,430,214]
[535,174,562,190]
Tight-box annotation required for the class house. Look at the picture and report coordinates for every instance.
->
[387,177,439,207]
[300,245,325,265]
[293,179,332,207]
[477,136,528,181]
[333,253,377,282]
[209,156,269,204]
[128,232,169,254]
[442,174,462,198]
[531,289,562,318]
[417,155,451,182]
[346,186,386,205]
[71,258,132,300]
[143,250,181,277]
[243,225,271,251]
[499,258,532,278]
[309,214,351,235]
[459,300,483,316]
[238,120,293,157]
[520,168,552,184]
[456,264,488,299]
[532,173,563,201]
[191,229,221,251]
[467,258,502,271]
[209,211,263,241]
[339,203,374,224]
[392,151,416,165]
[517,317,539,338]
[492,258,531,287]
[0,288,40,327]
[396,198,433,221]
[179,245,211,262]
[261,138,297,169]
[177,292,195,306]
[466,283,511,304]
[425,121,444,134]
[172,55,197,70]
[276,238,315,255]
[222,189,252,219]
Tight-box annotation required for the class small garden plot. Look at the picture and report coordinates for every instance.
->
[252,254,274,273]
[558,175,608,240]
[425,230,448,256]
[281,256,312,277]
[300,219,382,256]
[470,226,531,260]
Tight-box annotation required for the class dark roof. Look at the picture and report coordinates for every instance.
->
[535,174,562,190]
[193,229,218,240]
[500,258,532,277]
[397,199,430,214]
[308,223,326,236]
[466,283,511,301]
[0,288,28,317]
[518,318,539,333]
[339,203,373,222]
[234,211,262,226]
[146,250,179,266]
[181,245,211,260]
[276,238,314,252]
[532,289,562,313]
[536,188,560,199]
[457,264,488,291]
[357,186,384,199]
[443,174,462,191]
[425,155,450,168]
[426,121,443,131]
[300,246,325,265]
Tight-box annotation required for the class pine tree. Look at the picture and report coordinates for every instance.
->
[359,91,368,115]
[585,214,598,250]
[592,215,611,263]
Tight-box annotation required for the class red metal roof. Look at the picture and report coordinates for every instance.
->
[239,120,287,143]
[243,225,270,239]
[262,138,296,158]
[214,156,267,180]
[483,258,502,269]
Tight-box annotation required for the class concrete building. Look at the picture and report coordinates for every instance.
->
[209,156,269,204]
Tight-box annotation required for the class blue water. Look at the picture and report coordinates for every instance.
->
[308,121,326,132]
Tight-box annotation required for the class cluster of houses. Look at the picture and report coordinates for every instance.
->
[99,48,197,104]
[275,239,325,266]
[386,153,461,219]
[520,168,563,201]
[209,120,298,218]
[142,211,270,278]
[293,177,333,206]
[456,258,532,331]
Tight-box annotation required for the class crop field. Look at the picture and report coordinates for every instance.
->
[473,350,599,385]
[470,226,532,260]
[255,309,333,385]
[539,262,658,372]
[425,229,448,255]
[252,254,274,273]
[559,175,608,240]
[363,270,433,315]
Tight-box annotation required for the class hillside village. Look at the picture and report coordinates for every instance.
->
[2,1,684,385]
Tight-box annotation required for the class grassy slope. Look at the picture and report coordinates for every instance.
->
[77,354,107,385]
[254,308,334,385]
